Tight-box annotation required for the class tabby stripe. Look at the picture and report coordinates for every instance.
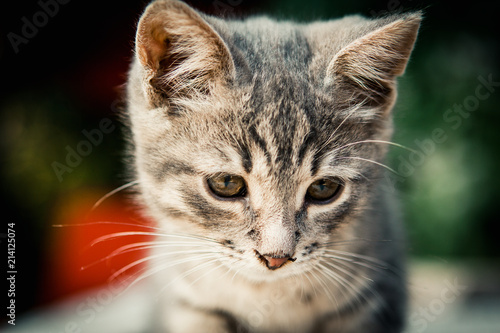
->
[238,144,253,174]
[182,190,237,228]
[297,129,316,168]
[310,149,324,176]
[248,124,272,165]
[149,160,196,181]
[316,200,353,233]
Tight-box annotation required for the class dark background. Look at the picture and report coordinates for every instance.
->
[1,0,499,323]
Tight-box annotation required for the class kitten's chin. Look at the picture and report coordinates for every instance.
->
[240,270,291,283]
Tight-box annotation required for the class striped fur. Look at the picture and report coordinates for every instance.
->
[125,1,420,332]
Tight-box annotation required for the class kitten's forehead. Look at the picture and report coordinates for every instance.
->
[211,16,313,77]
[240,81,314,175]
[165,72,360,183]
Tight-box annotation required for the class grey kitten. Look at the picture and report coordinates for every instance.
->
[126,1,420,332]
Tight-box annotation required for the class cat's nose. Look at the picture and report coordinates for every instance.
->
[264,256,289,270]
[258,252,296,270]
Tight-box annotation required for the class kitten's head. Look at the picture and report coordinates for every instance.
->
[127,0,420,282]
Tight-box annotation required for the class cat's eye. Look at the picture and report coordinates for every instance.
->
[207,175,246,198]
[306,178,342,203]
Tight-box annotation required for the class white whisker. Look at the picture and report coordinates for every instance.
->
[322,249,391,268]
[108,250,218,282]
[89,231,218,247]
[328,260,388,307]
[321,253,388,274]
[336,156,398,174]
[323,259,388,312]
[230,264,243,284]
[293,273,305,303]
[317,262,360,311]
[91,180,139,211]
[302,271,319,300]
[52,220,159,231]
[82,241,217,270]
[158,258,221,297]
[320,238,391,247]
[332,139,418,155]
[187,262,225,288]
[309,267,339,308]
[218,260,240,282]
[319,100,369,154]
[116,253,220,296]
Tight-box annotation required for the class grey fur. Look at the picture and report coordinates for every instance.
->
[125,1,420,332]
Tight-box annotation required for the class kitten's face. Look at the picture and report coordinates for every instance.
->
[127,0,420,282]
[134,82,374,281]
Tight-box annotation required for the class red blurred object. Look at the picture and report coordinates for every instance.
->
[41,188,153,304]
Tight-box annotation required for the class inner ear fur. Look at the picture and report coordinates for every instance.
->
[135,0,234,98]
[327,13,421,115]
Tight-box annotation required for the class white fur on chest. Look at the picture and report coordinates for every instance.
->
[157,261,334,332]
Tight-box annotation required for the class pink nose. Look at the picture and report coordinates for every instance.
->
[263,256,290,270]
[255,250,296,270]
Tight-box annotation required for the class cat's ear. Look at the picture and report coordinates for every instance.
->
[326,13,421,116]
[135,0,234,99]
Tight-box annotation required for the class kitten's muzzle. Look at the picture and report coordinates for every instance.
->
[255,250,296,270]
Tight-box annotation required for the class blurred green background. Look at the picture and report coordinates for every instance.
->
[1,0,499,318]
